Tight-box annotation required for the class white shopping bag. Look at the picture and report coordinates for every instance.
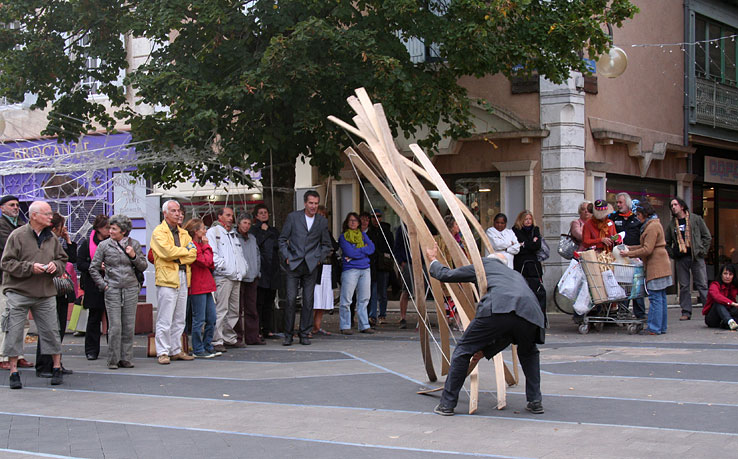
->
[573,284,592,315]
[602,270,626,300]
[557,259,584,300]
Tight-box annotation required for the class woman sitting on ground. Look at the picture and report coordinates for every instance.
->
[702,264,738,330]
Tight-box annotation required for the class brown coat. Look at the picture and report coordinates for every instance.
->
[1,223,68,297]
[625,218,671,282]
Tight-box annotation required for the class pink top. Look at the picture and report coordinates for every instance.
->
[570,218,588,250]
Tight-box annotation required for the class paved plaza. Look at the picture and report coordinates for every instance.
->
[1,305,737,458]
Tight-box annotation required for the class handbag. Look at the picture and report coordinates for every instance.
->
[557,233,577,260]
[53,272,75,296]
[536,237,550,262]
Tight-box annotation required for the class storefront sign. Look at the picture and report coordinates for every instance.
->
[705,156,738,186]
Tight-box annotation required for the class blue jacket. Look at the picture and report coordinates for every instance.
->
[339,232,375,271]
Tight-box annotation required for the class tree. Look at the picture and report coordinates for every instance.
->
[0,0,637,222]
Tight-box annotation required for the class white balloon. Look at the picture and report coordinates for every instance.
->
[598,46,628,78]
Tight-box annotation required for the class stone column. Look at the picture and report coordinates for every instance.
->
[539,73,586,303]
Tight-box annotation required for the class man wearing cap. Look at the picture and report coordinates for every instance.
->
[0,195,33,371]
[1,201,68,389]
[367,209,394,324]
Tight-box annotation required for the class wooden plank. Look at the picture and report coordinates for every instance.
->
[493,353,507,410]
[511,344,520,385]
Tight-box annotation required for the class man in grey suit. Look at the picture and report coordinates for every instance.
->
[425,243,546,416]
[278,190,332,346]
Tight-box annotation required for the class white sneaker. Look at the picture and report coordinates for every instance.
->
[728,319,738,330]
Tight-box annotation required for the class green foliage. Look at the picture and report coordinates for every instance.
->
[0,0,637,189]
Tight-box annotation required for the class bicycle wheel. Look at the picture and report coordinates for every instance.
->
[553,285,575,315]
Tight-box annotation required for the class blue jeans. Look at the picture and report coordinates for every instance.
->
[647,289,668,334]
[369,271,389,319]
[340,268,371,330]
[190,292,217,354]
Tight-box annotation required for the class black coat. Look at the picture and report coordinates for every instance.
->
[367,221,394,273]
[512,226,542,279]
[77,234,106,309]
[250,222,280,289]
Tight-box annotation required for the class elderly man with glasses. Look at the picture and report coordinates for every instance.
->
[0,195,34,371]
[1,201,68,388]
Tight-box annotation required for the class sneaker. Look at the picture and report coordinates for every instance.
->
[170,352,194,361]
[433,404,454,416]
[360,328,375,334]
[158,355,170,365]
[340,329,354,335]
[50,368,63,385]
[194,352,215,359]
[525,401,544,414]
[107,363,119,370]
[118,361,134,368]
[9,372,22,389]
[399,319,407,329]
[728,319,738,331]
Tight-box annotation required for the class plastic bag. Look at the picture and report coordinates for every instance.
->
[557,259,584,300]
[573,284,592,315]
[602,270,626,300]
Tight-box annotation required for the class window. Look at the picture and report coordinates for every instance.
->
[79,34,101,95]
[399,0,447,64]
[695,16,738,86]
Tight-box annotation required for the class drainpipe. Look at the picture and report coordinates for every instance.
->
[683,0,691,171]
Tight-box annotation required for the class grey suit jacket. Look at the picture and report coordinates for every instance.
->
[278,210,332,272]
[429,257,545,328]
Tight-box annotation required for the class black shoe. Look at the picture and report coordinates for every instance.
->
[433,404,454,416]
[36,370,53,378]
[9,372,22,389]
[525,401,544,414]
[86,354,98,361]
[399,319,407,329]
[299,336,311,345]
[225,341,246,349]
[62,366,73,375]
[50,368,63,385]
[282,336,293,346]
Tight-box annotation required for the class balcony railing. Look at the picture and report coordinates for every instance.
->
[695,77,738,131]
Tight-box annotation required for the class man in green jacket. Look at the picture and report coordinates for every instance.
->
[1,201,68,389]
[664,197,712,321]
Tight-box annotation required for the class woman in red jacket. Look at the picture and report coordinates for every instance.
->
[582,200,618,252]
[703,264,738,330]
[184,219,221,357]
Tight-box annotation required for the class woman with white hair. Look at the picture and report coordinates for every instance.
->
[570,201,593,251]
[90,214,147,369]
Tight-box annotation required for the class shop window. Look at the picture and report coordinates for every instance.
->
[606,176,675,224]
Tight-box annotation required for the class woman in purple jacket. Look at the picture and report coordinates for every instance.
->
[338,212,375,334]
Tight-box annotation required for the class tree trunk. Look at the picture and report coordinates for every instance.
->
[261,158,296,231]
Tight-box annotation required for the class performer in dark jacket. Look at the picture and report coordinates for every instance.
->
[426,243,546,416]
[77,215,110,360]
[250,203,281,339]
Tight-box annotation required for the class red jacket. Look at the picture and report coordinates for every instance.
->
[703,281,738,316]
[189,241,216,295]
[582,218,617,251]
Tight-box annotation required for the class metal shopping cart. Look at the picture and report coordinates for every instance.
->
[577,259,647,335]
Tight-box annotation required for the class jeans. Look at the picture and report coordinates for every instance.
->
[369,271,389,319]
[631,297,646,319]
[190,292,217,354]
[340,268,371,331]
[705,303,738,328]
[647,288,668,334]
[675,256,708,316]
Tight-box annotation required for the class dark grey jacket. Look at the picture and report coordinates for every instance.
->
[278,210,332,272]
[429,257,545,328]
[89,237,147,290]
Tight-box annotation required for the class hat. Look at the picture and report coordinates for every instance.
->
[0,195,19,207]
[593,199,612,220]
[372,208,383,216]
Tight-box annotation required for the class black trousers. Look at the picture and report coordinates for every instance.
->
[284,262,318,338]
[440,313,542,409]
[35,296,68,372]
[705,303,738,328]
[256,287,276,335]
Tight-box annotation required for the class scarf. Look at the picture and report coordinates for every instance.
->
[674,212,691,253]
[640,214,659,234]
[3,214,18,226]
[619,210,633,219]
[593,217,611,240]
[89,229,99,259]
[343,229,365,248]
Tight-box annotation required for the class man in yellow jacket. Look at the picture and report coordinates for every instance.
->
[150,200,197,364]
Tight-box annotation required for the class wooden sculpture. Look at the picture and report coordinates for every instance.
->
[328,88,519,413]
